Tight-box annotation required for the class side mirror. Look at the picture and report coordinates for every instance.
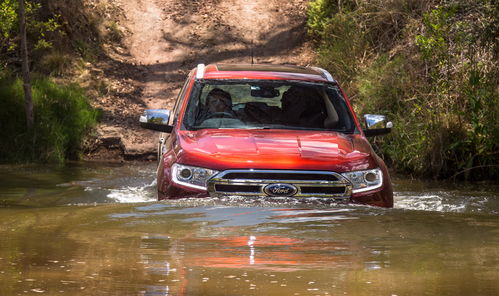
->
[363,114,392,137]
[139,109,173,133]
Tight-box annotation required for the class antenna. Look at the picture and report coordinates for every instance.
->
[250,39,254,65]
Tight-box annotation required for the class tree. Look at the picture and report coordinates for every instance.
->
[18,0,33,129]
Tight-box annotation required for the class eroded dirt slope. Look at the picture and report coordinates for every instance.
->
[87,0,313,160]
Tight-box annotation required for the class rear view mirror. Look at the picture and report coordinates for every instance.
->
[250,86,280,98]
[363,114,392,137]
[139,109,173,133]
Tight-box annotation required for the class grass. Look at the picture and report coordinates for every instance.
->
[0,73,99,163]
[37,50,72,76]
[105,21,124,43]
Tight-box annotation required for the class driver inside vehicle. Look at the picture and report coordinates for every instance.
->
[196,88,237,123]
[206,88,233,113]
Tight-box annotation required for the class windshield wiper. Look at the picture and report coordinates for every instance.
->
[243,126,274,130]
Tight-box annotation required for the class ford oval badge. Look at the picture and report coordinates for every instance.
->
[263,183,298,197]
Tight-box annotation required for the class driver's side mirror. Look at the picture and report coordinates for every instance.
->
[363,114,392,137]
[139,109,173,133]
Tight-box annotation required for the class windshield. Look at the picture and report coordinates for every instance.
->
[182,80,357,133]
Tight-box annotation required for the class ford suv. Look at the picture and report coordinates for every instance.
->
[139,64,394,207]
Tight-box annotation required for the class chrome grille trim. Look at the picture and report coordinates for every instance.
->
[207,169,352,199]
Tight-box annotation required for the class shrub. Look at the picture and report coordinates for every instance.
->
[0,74,98,163]
[307,0,498,180]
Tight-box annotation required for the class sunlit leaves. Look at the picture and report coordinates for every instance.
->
[0,0,61,61]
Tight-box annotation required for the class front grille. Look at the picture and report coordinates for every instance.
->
[207,169,352,199]
[222,172,339,181]
[300,186,346,195]
[214,184,261,193]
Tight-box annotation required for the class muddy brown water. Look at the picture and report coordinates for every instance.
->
[0,162,497,296]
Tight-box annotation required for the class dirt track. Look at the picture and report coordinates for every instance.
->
[87,0,313,160]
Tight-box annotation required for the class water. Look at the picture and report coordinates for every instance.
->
[0,162,498,295]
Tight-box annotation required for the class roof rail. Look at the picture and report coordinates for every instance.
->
[196,64,205,79]
[311,67,336,83]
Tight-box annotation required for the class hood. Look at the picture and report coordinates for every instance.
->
[176,129,376,172]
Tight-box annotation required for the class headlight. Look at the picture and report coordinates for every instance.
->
[172,163,219,190]
[341,168,383,194]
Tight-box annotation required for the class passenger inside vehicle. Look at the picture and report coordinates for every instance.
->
[280,86,327,128]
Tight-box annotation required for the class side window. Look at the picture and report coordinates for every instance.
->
[169,75,192,125]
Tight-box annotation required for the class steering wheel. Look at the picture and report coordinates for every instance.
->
[206,112,236,119]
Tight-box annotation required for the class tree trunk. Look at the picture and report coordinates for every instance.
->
[19,0,33,130]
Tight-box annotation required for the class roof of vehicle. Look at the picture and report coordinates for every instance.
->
[195,64,335,83]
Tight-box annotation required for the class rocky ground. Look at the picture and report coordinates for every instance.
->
[83,0,314,161]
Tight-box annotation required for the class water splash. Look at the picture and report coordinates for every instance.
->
[394,194,466,212]
[394,191,496,214]
[106,179,157,203]
[73,163,158,204]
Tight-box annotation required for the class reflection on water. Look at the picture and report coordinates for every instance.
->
[0,162,498,295]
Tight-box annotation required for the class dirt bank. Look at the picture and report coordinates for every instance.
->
[84,0,314,161]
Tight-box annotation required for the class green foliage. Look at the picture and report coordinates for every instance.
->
[0,0,21,52]
[410,1,498,179]
[415,5,458,62]
[0,0,62,66]
[316,12,367,87]
[354,54,431,174]
[308,0,498,180]
[307,0,425,90]
[356,55,412,115]
[307,0,337,38]
[0,74,99,163]
[307,0,359,37]
[32,16,62,49]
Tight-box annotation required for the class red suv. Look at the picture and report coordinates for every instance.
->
[140,64,393,207]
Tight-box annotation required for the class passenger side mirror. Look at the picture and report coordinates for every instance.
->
[139,109,173,133]
[363,114,392,137]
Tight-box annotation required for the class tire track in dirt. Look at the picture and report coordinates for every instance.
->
[102,0,313,158]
